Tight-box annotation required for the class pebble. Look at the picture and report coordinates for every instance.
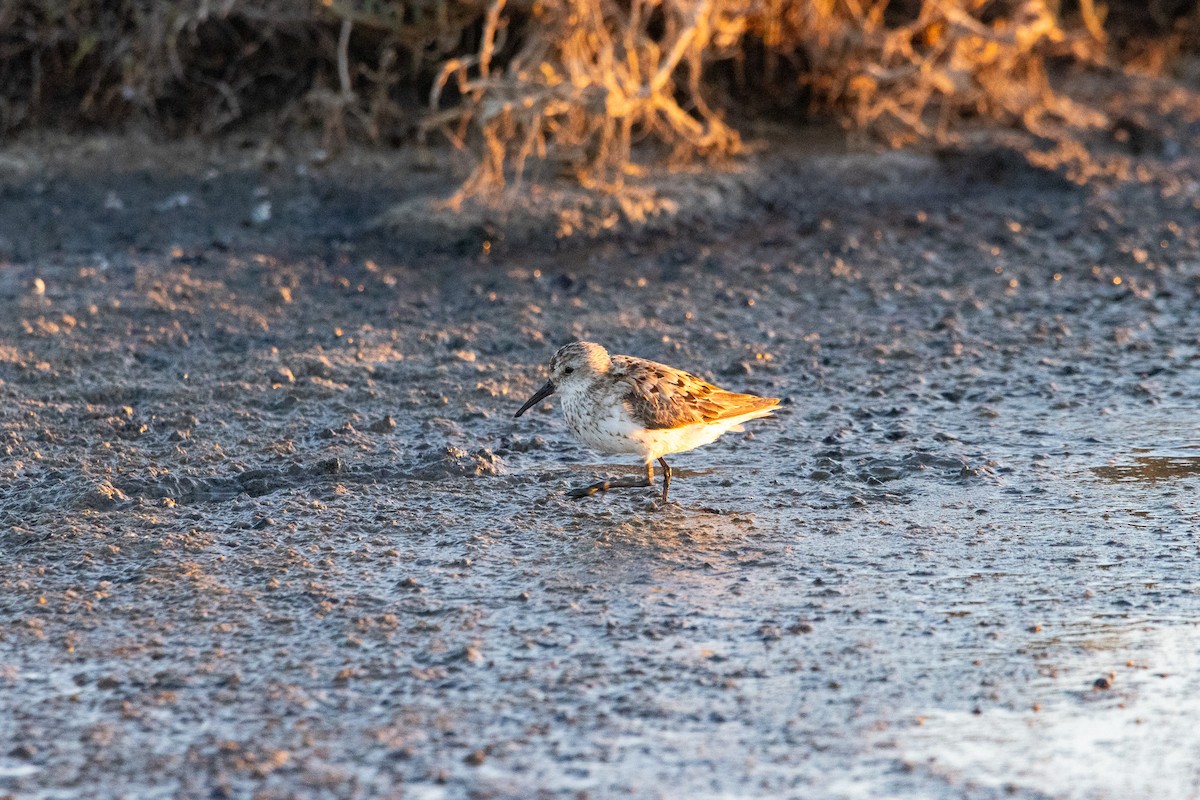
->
[9,744,37,759]
[79,479,129,510]
[368,415,396,433]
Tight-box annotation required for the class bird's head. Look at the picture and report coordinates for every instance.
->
[514,341,611,417]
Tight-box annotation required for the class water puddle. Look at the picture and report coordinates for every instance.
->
[1089,412,1200,482]
[870,620,1200,799]
[1091,455,1200,483]
[1047,410,1200,487]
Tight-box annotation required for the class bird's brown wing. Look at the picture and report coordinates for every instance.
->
[614,356,779,431]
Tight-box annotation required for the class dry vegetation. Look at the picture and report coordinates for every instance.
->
[1,0,1198,201]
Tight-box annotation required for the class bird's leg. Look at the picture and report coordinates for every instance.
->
[657,457,673,503]
[567,462,653,500]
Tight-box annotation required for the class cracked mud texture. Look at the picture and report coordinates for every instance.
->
[2,117,1200,800]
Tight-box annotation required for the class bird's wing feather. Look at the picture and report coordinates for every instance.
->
[613,356,778,430]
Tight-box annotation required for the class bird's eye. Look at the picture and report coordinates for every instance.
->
[564,367,574,375]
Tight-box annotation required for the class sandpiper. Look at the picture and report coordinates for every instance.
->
[514,341,779,502]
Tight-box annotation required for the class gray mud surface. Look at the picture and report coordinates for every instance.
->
[2,117,1200,799]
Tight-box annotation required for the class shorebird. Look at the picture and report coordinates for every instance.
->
[514,341,779,502]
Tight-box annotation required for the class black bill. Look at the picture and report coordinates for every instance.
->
[514,380,555,418]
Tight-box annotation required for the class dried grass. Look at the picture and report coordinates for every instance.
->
[0,0,465,142]
[428,0,747,201]
[427,0,1122,203]
[0,0,1194,205]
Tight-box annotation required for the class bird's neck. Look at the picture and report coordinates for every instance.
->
[557,378,601,424]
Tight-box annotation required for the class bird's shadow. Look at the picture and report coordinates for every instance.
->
[527,462,771,524]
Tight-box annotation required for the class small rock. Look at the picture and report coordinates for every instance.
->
[463,750,485,766]
[31,277,46,296]
[79,480,129,510]
[152,670,189,689]
[499,435,546,453]
[1093,674,1114,690]
[757,624,781,641]
[156,192,191,211]
[410,447,504,480]
[823,429,851,445]
[368,415,396,433]
[250,200,272,225]
[301,355,334,378]
[9,744,36,760]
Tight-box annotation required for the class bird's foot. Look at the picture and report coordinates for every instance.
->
[567,476,651,500]
[566,483,605,499]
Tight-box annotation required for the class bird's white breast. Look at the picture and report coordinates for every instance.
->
[558,381,648,456]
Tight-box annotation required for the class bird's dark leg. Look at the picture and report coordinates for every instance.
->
[567,462,654,500]
[657,457,672,502]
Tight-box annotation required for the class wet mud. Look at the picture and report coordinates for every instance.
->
[1,122,1199,799]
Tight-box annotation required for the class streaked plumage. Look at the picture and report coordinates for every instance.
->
[514,341,779,502]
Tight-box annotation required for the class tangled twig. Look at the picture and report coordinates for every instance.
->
[427,0,1111,206]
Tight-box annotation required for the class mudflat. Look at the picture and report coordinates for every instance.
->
[1,119,1198,798]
